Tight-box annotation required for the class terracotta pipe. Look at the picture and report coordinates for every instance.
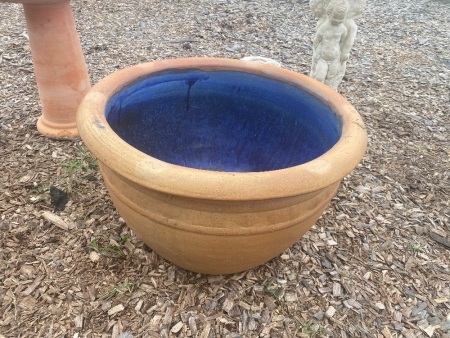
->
[5,0,91,138]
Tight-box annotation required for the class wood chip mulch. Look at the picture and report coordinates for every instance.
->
[0,0,449,337]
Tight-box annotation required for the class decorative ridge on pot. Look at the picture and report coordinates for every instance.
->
[102,170,340,237]
[77,57,367,201]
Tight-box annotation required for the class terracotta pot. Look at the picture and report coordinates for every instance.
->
[77,58,367,275]
[2,0,90,138]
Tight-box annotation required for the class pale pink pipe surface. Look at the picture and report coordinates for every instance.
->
[1,1,69,5]
[3,0,91,138]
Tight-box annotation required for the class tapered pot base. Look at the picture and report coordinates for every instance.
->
[100,163,341,275]
[107,176,340,275]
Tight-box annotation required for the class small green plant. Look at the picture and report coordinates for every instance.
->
[101,281,139,300]
[88,239,99,250]
[119,235,130,245]
[101,244,125,257]
[62,159,84,171]
[298,320,326,338]
[88,238,126,257]
[264,282,284,301]
[62,146,97,171]
[60,146,97,195]
[407,242,424,254]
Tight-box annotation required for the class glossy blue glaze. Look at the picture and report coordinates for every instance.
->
[106,69,342,172]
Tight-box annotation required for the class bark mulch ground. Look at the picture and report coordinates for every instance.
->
[0,0,449,337]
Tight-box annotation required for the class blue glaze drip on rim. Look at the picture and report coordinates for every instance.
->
[106,69,342,172]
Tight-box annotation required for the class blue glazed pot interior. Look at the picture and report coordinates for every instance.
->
[106,69,342,172]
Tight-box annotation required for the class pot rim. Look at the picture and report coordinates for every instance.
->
[77,57,367,200]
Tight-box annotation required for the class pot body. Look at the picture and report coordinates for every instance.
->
[77,58,367,274]
[101,164,340,274]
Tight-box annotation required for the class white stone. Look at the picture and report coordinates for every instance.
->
[325,305,336,318]
[241,56,282,67]
[171,321,183,333]
[89,251,100,262]
[374,302,386,310]
[327,239,338,246]
[108,304,124,316]
[423,325,439,337]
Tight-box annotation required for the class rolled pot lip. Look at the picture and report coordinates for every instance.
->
[77,57,367,201]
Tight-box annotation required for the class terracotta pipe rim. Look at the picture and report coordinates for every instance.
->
[77,57,367,201]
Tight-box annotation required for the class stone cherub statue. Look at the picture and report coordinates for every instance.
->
[310,0,366,90]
